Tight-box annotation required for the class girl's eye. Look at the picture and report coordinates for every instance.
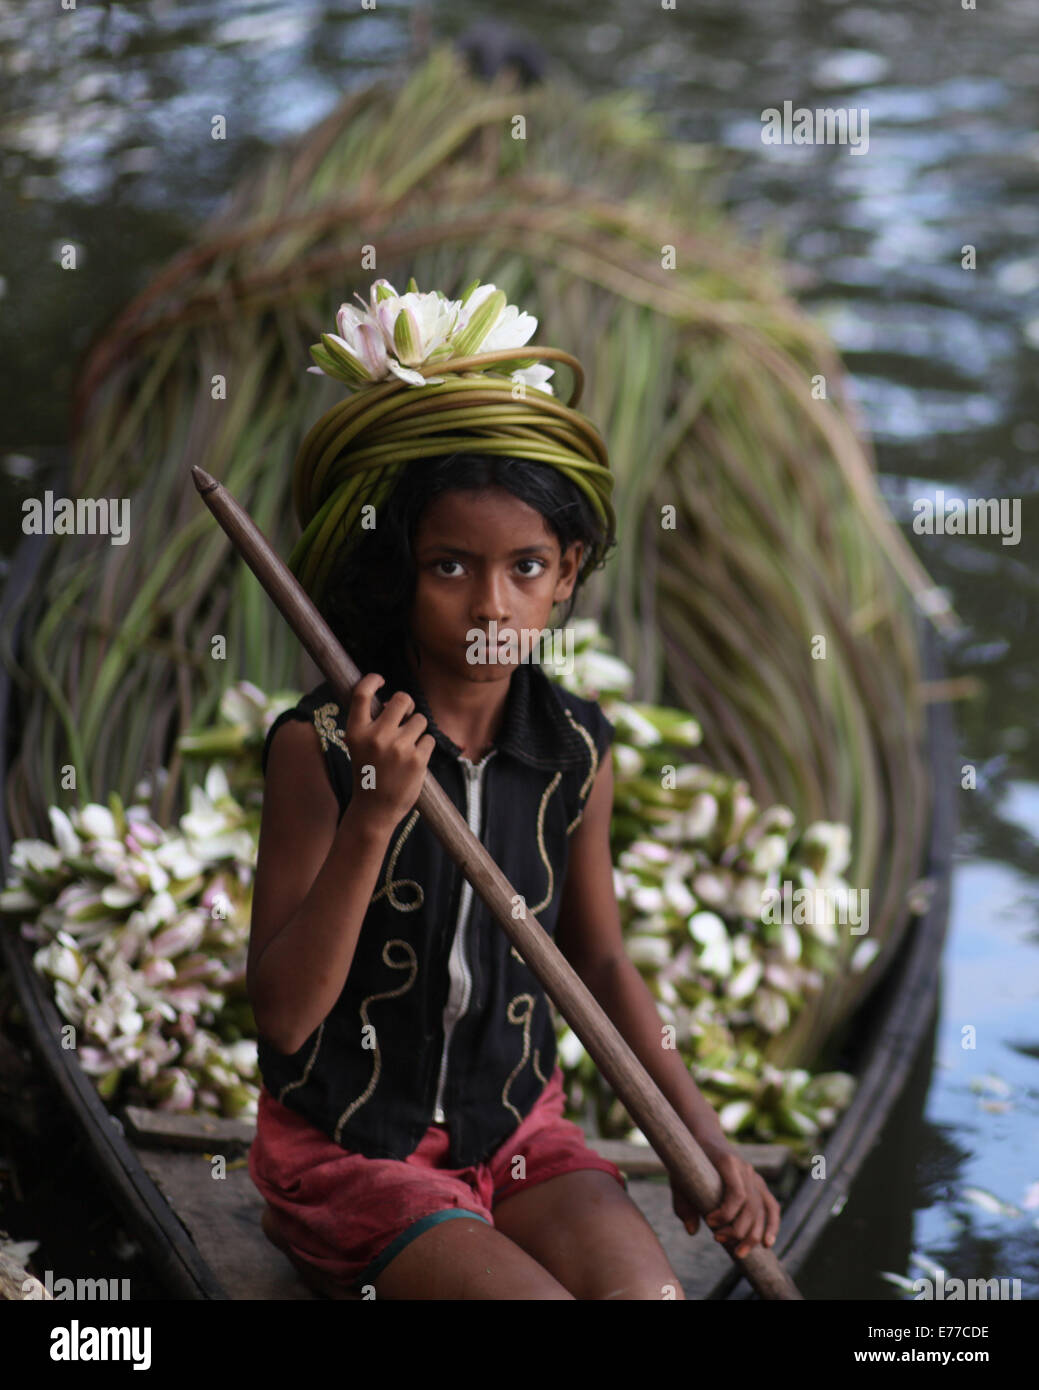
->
[433,559,546,577]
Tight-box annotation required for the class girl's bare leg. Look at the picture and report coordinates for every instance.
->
[371,1216,575,1299]
[493,1170,687,1300]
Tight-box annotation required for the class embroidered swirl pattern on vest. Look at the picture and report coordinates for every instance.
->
[312,702,351,758]
[369,807,424,910]
[501,993,537,1124]
[333,939,418,1142]
[564,708,600,834]
[275,1020,326,1105]
[529,771,563,915]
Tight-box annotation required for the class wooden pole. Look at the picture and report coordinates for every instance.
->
[191,465,802,1301]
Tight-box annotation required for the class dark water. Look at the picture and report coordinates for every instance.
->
[1,0,1036,1300]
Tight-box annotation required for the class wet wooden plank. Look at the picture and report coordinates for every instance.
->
[135,1149,313,1300]
[123,1106,254,1152]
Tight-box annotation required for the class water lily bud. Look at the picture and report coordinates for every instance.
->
[35,939,83,985]
[11,839,63,875]
[142,891,179,931]
[141,957,177,986]
[726,958,762,1000]
[626,935,672,968]
[775,1102,818,1138]
[48,806,81,857]
[662,877,696,916]
[752,988,790,1034]
[78,803,119,842]
[556,1026,586,1069]
[688,910,726,945]
[718,1100,754,1134]
[749,834,789,876]
[731,876,767,920]
[101,882,142,910]
[682,794,718,841]
[692,870,730,909]
[611,744,644,780]
[779,922,802,962]
[801,1071,855,1109]
[221,1082,257,1118]
[698,938,733,978]
[154,1067,195,1112]
[227,1040,258,1077]
[610,704,662,748]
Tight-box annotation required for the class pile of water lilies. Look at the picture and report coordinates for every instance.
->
[2,621,859,1156]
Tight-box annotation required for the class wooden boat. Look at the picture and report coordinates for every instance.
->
[0,503,954,1300]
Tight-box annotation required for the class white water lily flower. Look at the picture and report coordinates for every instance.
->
[688,910,726,945]
[11,839,63,874]
[749,834,788,876]
[631,885,665,914]
[0,886,38,911]
[77,803,118,841]
[556,1026,586,1069]
[101,882,142,910]
[692,870,729,909]
[611,744,643,780]
[141,890,179,930]
[479,300,539,355]
[682,793,718,841]
[34,939,83,985]
[203,763,231,805]
[779,922,802,963]
[626,839,671,866]
[731,876,767,921]
[571,650,634,697]
[727,959,762,1000]
[698,938,733,978]
[752,988,790,1034]
[219,681,268,725]
[728,792,757,844]
[387,290,458,366]
[153,837,205,879]
[227,1040,258,1076]
[151,910,207,960]
[803,822,852,878]
[610,704,661,748]
[48,806,81,857]
[719,1100,754,1134]
[626,935,672,968]
[662,877,696,916]
[510,363,555,395]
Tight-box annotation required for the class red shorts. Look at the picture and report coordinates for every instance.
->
[249,1064,626,1292]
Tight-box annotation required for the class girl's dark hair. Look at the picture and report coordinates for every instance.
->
[319,452,615,672]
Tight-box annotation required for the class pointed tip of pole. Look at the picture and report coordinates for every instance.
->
[191,465,219,494]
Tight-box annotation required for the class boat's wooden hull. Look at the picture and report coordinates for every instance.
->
[0,526,953,1299]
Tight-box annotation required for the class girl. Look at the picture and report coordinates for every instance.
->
[247,448,781,1299]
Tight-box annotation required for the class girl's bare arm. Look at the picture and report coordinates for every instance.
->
[247,673,435,1055]
[246,719,395,1054]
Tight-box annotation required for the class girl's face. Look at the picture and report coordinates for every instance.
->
[408,487,583,683]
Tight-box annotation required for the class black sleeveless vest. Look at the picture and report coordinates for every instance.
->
[255,647,615,1167]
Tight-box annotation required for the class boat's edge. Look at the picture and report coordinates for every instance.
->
[725,617,955,1298]
[0,525,227,1301]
